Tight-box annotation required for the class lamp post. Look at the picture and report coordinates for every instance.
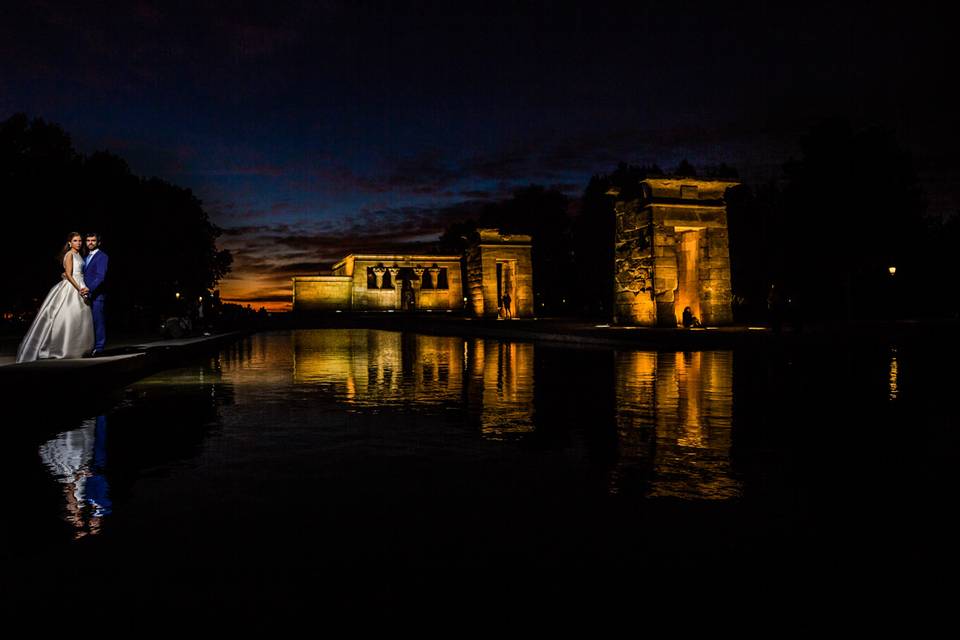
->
[887,266,896,323]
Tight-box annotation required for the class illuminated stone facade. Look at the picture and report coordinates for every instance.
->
[465,228,534,318]
[612,177,738,326]
[292,253,463,312]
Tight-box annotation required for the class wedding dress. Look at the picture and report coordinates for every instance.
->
[16,250,95,362]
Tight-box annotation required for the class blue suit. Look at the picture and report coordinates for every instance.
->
[84,250,109,351]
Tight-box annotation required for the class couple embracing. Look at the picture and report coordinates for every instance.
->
[16,232,109,363]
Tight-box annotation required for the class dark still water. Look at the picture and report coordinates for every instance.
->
[3,329,957,616]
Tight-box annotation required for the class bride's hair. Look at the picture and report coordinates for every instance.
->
[56,232,82,266]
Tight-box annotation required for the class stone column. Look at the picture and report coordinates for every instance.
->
[652,225,679,327]
[387,267,400,289]
[372,266,386,289]
[698,227,733,324]
[388,267,401,309]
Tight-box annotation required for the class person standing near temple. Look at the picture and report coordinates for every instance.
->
[502,292,512,319]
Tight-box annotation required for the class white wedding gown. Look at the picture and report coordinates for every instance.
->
[16,251,95,363]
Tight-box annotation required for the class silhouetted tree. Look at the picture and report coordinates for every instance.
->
[781,118,926,323]
[1,113,232,330]
[572,162,663,317]
[673,159,697,177]
[725,181,783,322]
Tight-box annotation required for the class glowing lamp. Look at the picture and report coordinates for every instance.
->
[888,266,897,276]
[175,292,181,300]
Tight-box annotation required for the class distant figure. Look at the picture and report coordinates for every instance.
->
[682,306,701,328]
[501,293,512,319]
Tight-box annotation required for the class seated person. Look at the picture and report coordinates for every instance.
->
[681,306,701,328]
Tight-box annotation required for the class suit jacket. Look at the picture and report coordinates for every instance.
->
[85,250,109,300]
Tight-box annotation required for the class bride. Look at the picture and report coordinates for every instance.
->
[16,232,95,363]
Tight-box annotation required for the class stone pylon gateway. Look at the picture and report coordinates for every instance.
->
[465,228,534,318]
[611,177,738,327]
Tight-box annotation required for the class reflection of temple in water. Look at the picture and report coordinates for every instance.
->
[292,329,463,407]
[614,350,738,499]
[290,329,732,495]
[464,339,534,439]
[291,329,533,436]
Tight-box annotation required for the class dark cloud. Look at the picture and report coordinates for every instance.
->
[220,224,291,237]
[269,261,327,274]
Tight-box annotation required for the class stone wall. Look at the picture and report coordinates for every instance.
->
[295,254,463,312]
[613,199,657,325]
[292,276,353,312]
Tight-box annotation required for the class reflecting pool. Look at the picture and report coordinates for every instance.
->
[4,328,956,615]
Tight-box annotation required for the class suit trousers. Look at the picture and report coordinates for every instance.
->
[91,296,106,351]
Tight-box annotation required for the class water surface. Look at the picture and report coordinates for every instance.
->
[4,328,956,615]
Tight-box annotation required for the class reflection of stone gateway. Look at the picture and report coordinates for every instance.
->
[611,178,738,326]
[614,350,738,499]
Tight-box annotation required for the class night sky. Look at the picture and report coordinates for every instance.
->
[2,1,955,310]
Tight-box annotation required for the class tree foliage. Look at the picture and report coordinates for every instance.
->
[1,114,232,327]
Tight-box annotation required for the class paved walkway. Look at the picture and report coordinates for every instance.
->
[0,332,247,394]
[0,332,233,367]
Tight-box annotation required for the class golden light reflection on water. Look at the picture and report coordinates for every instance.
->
[614,350,738,500]
[292,329,463,406]
[889,347,899,401]
[289,330,533,437]
[216,330,734,498]
[466,339,534,440]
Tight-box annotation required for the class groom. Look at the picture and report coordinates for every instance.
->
[82,232,109,357]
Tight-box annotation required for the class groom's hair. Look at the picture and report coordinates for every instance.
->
[85,232,101,243]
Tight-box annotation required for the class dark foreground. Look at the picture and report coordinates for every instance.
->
[2,328,956,624]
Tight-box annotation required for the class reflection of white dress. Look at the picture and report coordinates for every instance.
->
[38,419,97,504]
[16,251,94,362]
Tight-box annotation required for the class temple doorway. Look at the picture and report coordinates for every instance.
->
[496,260,516,318]
[400,273,416,311]
[675,229,701,326]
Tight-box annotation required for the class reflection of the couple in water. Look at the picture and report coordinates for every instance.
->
[36,360,231,541]
[39,415,111,539]
[290,329,736,499]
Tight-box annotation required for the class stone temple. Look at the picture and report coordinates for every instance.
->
[292,228,534,317]
[611,177,738,327]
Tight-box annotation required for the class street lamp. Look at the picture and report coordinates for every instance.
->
[888,266,897,276]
